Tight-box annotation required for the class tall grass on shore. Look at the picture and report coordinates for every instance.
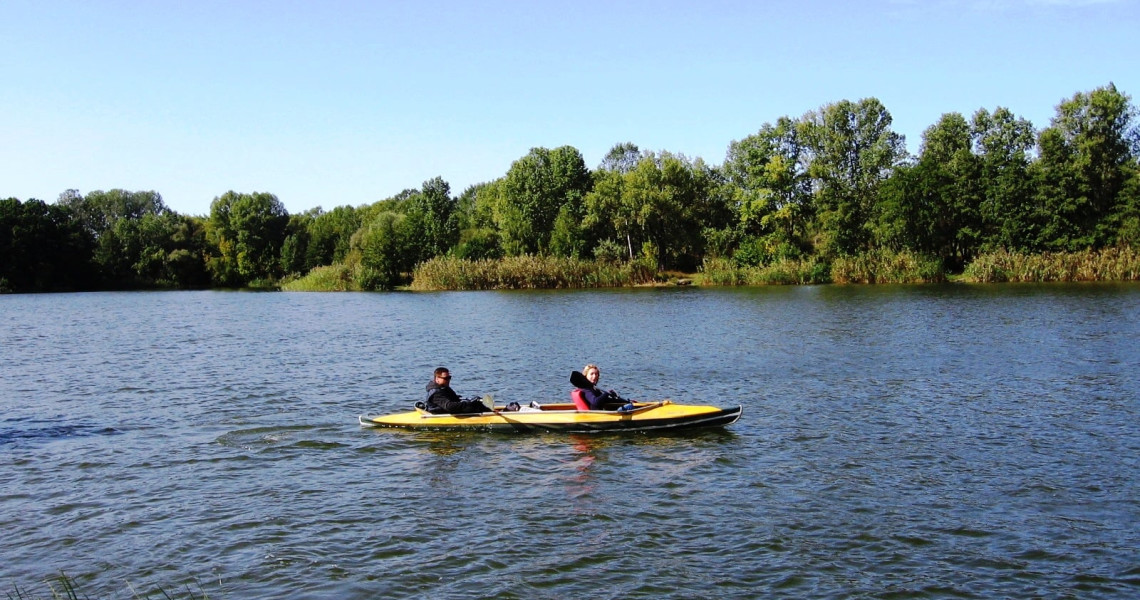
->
[696,257,831,285]
[697,250,944,285]
[962,247,1140,282]
[830,250,947,284]
[283,248,1139,291]
[409,255,656,290]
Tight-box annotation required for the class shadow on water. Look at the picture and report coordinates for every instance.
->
[0,416,120,448]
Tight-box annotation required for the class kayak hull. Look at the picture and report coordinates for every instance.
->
[358,401,742,433]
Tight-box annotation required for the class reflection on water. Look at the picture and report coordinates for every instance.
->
[2,286,1139,598]
[565,434,600,501]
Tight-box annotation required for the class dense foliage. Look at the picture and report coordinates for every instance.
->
[4,84,1139,293]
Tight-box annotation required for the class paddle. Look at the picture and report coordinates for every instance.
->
[569,370,591,389]
[479,394,498,413]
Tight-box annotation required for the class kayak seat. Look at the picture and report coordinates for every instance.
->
[570,388,590,411]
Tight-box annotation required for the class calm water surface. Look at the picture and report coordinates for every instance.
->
[2,285,1138,599]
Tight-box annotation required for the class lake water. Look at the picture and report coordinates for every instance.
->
[2,285,1138,599]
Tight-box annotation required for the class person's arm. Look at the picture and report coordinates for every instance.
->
[582,387,614,410]
[429,388,466,413]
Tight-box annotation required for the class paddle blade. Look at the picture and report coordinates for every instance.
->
[570,370,590,388]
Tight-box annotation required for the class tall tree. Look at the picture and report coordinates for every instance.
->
[55,189,173,286]
[799,98,907,256]
[722,116,811,262]
[875,113,982,268]
[58,189,167,240]
[0,198,94,291]
[615,152,719,270]
[97,212,210,288]
[401,177,459,264]
[496,146,591,255]
[970,107,1037,251]
[1034,83,1139,249]
[206,191,289,286]
[354,211,410,290]
[582,169,629,258]
[454,181,502,260]
[599,142,643,174]
[304,205,362,270]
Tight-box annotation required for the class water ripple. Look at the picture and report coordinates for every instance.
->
[2,287,1139,598]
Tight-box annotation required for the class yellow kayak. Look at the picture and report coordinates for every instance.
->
[358,400,742,433]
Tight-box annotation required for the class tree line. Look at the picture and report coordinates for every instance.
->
[3,83,1138,293]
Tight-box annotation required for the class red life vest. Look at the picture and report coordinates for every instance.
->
[570,388,590,410]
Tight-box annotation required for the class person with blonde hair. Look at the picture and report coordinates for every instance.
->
[571,363,619,410]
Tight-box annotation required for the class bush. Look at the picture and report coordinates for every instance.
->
[454,228,502,260]
[592,239,627,264]
[280,264,360,291]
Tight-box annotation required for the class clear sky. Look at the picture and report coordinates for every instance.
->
[2,0,1136,217]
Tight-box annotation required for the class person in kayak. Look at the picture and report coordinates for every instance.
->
[573,364,621,410]
[424,368,493,414]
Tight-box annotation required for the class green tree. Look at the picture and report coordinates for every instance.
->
[582,168,630,259]
[1034,83,1139,249]
[280,212,313,277]
[354,211,409,290]
[799,98,907,256]
[304,205,362,269]
[599,142,643,174]
[164,214,211,288]
[922,112,982,266]
[97,212,210,288]
[57,188,167,240]
[722,117,811,263]
[970,107,1037,251]
[615,152,721,270]
[206,191,289,286]
[0,198,94,291]
[1113,168,1140,246]
[453,182,502,260]
[56,189,173,286]
[402,177,459,263]
[496,146,591,255]
[548,203,585,258]
[876,113,982,268]
[875,163,923,252]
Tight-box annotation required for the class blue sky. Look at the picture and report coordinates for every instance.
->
[2,0,1136,216]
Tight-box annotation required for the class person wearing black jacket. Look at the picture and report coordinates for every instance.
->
[424,367,492,414]
[578,364,619,409]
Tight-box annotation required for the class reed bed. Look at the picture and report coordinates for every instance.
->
[696,257,831,285]
[284,248,1139,291]
[698,251,943,286]
[409,255,655,290]
[962,247,1140,282]
[830,250,947,284]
